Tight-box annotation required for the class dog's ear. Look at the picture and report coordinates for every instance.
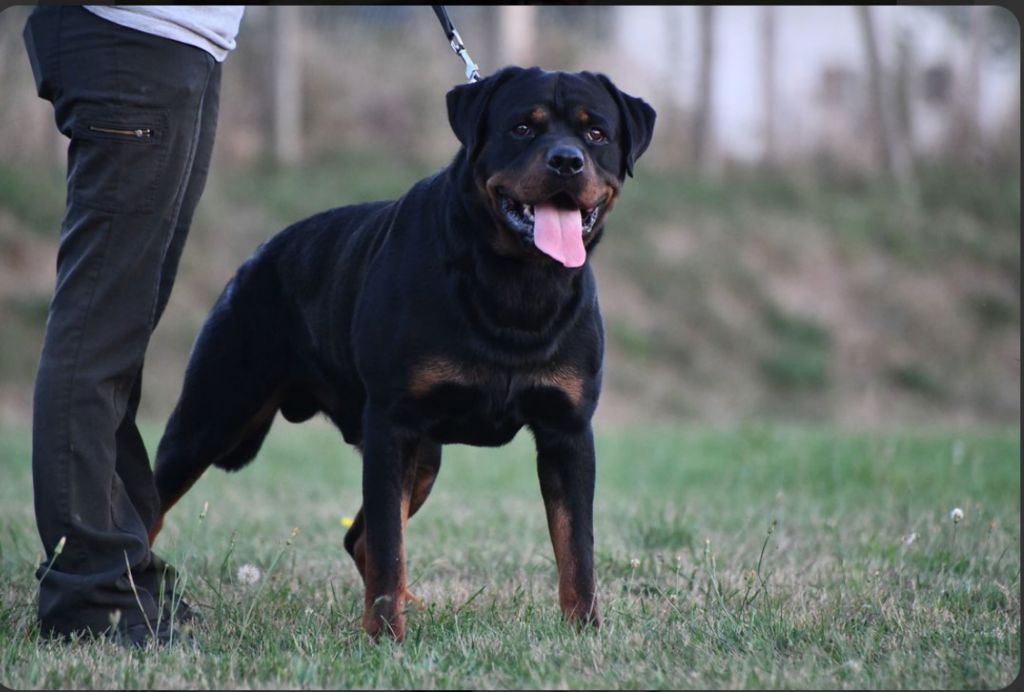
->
[446,67,521,160]
[594,73,657,178]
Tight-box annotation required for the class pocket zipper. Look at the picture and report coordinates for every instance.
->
[88,125,154,139]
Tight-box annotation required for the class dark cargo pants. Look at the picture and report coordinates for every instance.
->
[23,5,221,638]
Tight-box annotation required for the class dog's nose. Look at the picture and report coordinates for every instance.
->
[546,145,585,178]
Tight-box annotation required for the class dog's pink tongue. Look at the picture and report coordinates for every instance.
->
[533,203,586,268]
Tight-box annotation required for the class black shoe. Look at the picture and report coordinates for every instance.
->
[110,619,196,650]
[164,595,202,627]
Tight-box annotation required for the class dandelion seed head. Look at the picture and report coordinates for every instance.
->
[629,558,641,569]
[902,531,917,546]
[237,563,261,585]
[950,507,964,524]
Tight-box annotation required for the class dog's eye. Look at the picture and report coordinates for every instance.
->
[584,127,608,144]
[511,124,534,138]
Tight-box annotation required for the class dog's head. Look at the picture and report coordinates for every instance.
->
[447,66,656,268]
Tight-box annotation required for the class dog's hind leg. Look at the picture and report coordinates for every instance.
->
[344,438,441,608]
[150,295,289,544]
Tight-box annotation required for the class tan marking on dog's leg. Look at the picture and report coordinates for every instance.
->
[148,469,205,545]
[546,502,584,619]
[398,460,439,609]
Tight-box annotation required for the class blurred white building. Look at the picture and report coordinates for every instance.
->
[608,6,1020,164]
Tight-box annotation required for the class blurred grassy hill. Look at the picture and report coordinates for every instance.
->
[0,152,1018,428]
[0,5,1018,429]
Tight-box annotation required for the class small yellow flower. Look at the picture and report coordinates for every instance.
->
[340,517,355,528]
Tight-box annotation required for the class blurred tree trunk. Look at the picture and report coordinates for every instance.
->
[497,6,536,67]
[692,5,715,174]
[893,31,916,163]
[856,6,913,185]
[950,5,983,161]
[482,6,501,74]
[661,6,685,167]
[272,6,302,165]
[760,6,777,169]
[856,5,893,176]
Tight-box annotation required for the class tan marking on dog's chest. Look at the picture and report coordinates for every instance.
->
[531,366,585,407]
[408,358,480,396]
[410,358,585,407]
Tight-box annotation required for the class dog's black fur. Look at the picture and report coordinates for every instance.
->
[152,66,655,640]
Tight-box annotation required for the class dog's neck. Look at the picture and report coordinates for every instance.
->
[439,155,591,363]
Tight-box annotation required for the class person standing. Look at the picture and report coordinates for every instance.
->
[23,5,245,648]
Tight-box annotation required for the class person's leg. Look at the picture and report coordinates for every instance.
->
[113,57,222,547]
[25,5,220,640]
[154,59,222,331]
[119,63,223,622]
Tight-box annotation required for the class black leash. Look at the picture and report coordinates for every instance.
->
[432,5,482,83]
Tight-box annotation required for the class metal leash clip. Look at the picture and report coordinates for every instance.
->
[433,6,482,84]
[449,28,481,83]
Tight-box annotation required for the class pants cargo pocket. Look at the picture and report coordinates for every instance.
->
[68,107,170,215]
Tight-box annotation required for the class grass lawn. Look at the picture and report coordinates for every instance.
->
[0,421,1019,689]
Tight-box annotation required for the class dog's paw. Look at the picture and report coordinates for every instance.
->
[363,595,406,642]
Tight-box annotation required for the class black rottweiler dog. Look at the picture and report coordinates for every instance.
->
[151,66,655,640]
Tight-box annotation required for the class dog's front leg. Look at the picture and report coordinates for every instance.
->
[360,402,414,641]
[535,423,600,628]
